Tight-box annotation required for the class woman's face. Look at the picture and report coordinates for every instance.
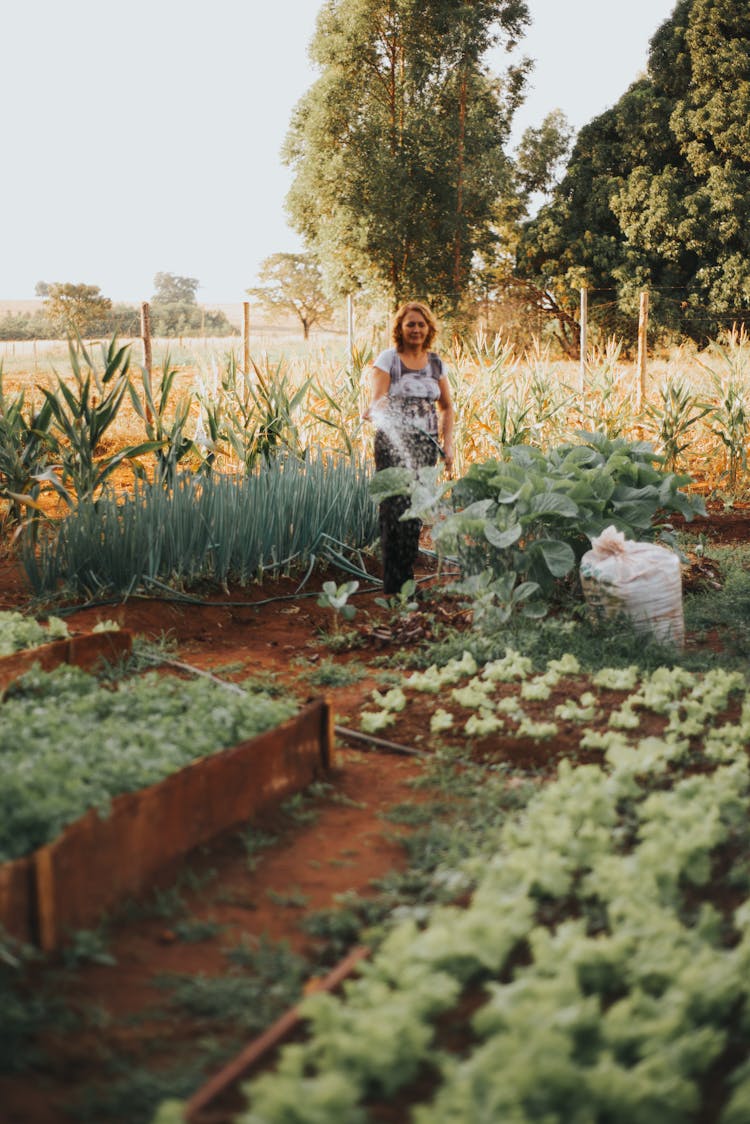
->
[401,310,428,346]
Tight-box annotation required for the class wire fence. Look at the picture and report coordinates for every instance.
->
[583,287,750,347]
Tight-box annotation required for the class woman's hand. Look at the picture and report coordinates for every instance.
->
[443,439,455,476]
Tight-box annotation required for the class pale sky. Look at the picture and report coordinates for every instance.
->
[1,0,676,306]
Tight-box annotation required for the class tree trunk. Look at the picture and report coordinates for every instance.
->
[453,70,467,296]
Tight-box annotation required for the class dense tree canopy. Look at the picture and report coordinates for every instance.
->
[284,0,530,317]
[516,0,750,343]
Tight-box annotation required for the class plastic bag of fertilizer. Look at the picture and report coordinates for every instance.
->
[580,525,684,649]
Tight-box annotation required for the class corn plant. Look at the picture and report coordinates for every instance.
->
[40,337,158,504]
[128,355,195,485]
[643,376,712,473]
[211,353,314,470]
[243,354,313,465]
[518,340,575,448]
[308,344,371,457]
[447,332,518,467]
[0,367,55,529]
[697,329,750,492]
[576,337,639,439]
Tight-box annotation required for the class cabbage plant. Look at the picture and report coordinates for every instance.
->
[371,431,706,610]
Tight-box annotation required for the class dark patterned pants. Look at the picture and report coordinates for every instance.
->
[374,427,438,595]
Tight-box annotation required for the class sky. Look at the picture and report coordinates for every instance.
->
[1,0,677,306]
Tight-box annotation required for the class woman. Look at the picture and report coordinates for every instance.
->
[364,300,455,595]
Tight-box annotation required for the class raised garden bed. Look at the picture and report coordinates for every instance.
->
[0,631,332,949]
[0,627,133,694]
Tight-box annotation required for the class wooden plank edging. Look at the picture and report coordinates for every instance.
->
[0,699,332,950]
[184,945,371,1123]
[0,630,133,696]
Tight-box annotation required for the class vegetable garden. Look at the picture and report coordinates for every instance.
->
[2,330,750,1124]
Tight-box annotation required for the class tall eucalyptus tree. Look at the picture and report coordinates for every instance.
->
[283,0,530,316]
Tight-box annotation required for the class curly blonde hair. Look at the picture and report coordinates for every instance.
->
[392,301,438,351]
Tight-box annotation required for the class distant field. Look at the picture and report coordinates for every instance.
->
[0,296,355,378]
[0,300,43,316]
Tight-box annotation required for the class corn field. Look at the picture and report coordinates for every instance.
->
[2,327,750,596]
[3,328,750,498]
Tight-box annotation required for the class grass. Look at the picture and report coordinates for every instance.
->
[306,657,366,687]
[158,937,307,1029]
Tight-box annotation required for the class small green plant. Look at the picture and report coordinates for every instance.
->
[452,569,546,629]
[265,887,310,909]
[281,790,319,825]
[306,657,365,688]
[62,927,116,968]
[238,825,278,870]
[172,918,222,944]
[317,579,359,631]
[375,578,419,614]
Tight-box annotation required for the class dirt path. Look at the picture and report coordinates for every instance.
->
[0,555,455,1124]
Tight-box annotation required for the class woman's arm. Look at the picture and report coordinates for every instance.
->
[362,365,391,421]
[437,375,455,474]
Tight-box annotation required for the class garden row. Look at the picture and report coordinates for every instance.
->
[0,626,330,950]
[173,650,750,1124]
[2,327,750,538]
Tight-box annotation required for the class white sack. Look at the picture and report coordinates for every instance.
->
[579,525,684,649]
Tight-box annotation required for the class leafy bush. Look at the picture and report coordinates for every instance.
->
[372,432,706,615]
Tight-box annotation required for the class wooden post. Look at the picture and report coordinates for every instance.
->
[140,301,152,372]
[242,301,250,374]
[579,287,588,393]
[347,295,354,365]
[636,290,649,409]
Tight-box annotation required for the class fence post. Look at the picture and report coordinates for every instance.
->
[140,302,152,372]
[579,287,588,393]
[636,290,649,409]
[242,302,250,374]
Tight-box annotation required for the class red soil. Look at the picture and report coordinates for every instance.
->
[1,506,748,1123]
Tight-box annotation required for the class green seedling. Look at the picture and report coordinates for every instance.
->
[375,578,418,614]
[317,579,359,630]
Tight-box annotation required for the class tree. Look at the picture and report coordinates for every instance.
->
[516,0,750,344]
[515,109,574,199]
[152,272,199,304]
[247,253,334,339]
[283,0,530,317]
[35,281,113,337]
